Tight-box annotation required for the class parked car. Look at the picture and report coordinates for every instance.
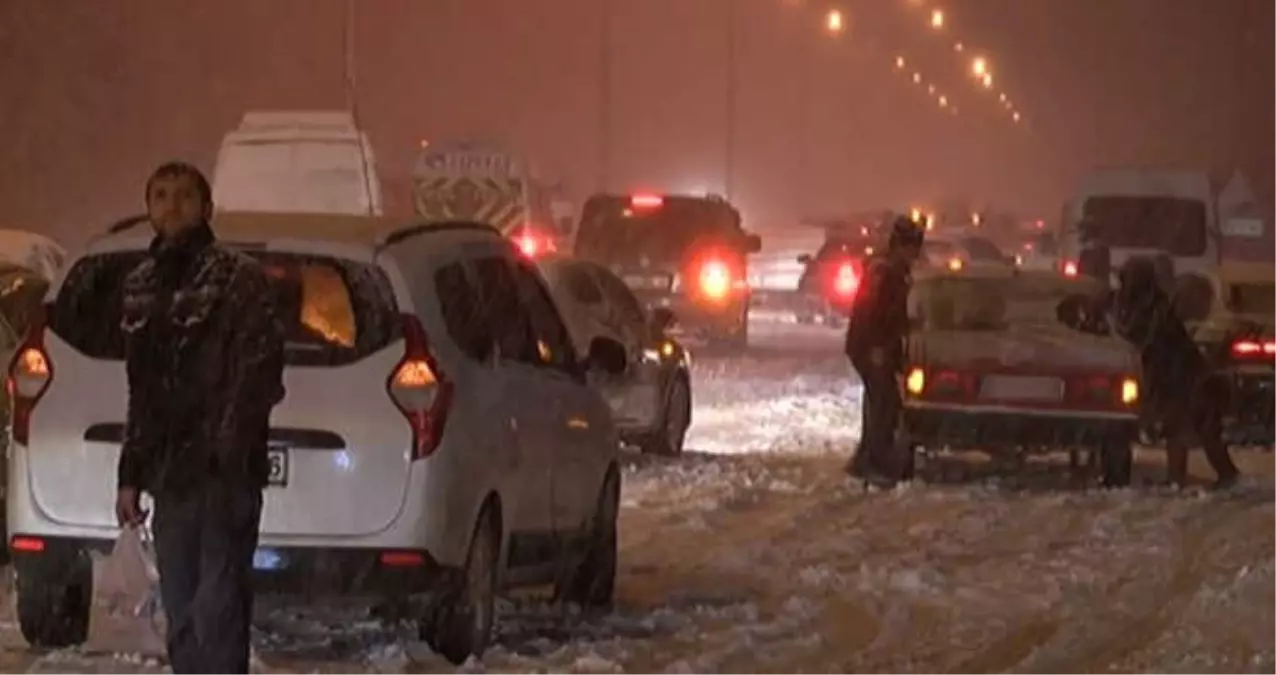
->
[6,212,627,663]
[794,233,879,326]
[920,233,1016,274]
[900,268,1141,486]
[537,256,693,456]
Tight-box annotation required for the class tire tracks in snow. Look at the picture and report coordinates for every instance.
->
[949,489,1276,673]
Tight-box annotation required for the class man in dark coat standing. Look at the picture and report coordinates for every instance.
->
[844,217,925,486]
[114,161,286,673]
[1113,256,1239,489]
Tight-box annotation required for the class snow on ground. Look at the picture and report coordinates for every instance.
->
[0,315,1271,673]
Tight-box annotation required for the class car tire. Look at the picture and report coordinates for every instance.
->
[15,557,91,648]
[556,469,619,610]
[1098,440,1133,488]
[423,506,500,665]
[640,376,691,456]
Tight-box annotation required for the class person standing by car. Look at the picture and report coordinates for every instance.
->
[844,217,925,486]
[1113,256,1239,489]
[114,161,286,673]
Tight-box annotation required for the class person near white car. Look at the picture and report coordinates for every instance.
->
[115,161,287,673]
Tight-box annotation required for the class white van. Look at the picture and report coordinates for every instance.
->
[1060,168,1219,279]
[211,110,384,216]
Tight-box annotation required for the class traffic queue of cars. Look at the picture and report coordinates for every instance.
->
[2,210,708,663]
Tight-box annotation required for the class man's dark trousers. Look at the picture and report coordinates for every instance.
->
[152,480,262,674]
[852,358,903,479]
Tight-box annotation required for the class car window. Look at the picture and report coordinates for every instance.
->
[510,258,579,373]
[561,265,603,305]
[962,237,1005,261]
[471,257,539,364]
[591,267,648,341]
[434,262,491,362]
[50,250,397,366]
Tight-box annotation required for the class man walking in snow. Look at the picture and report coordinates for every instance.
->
[115,161,286,673]
[844,216,924,486]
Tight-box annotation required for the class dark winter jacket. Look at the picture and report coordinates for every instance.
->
[116,222,286,496]
[1113,257,1207,413]
[845,255,911,371]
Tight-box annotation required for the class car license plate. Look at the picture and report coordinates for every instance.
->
[624,274,670,290]
[267,446,289,487]
[980,375,1063,401]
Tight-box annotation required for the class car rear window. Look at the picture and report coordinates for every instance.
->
[911,276,1102,331]
[49,250,399,366]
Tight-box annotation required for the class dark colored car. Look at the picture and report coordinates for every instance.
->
[575,193,761,351]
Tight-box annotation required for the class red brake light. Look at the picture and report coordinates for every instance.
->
[10,536,45,553]
[379,551,426,567]
[1232,339,1276,358]
[516,233,540,257]
[698,259,733,299]
[833,263,859,297]
[388,315,452,460]
[7,307,51,446]
[1062,260,1078,277]
[631,194,664,209]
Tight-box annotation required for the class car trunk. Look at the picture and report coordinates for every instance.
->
[33,248,411,537]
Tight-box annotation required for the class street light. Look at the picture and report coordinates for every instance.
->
[938,95,948,107]
[927,84,936,95]
[981,73,993,88]
[972,56,988,77]
[1012,111,1021,123]
[912,71,922,84]
[825,9,844,34]
[999,92,1007,103]
[954,42,964,52]
[930,9,944,29]
[895,55,906,69]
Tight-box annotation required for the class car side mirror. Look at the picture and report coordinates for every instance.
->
[586,336,628,375]
[649,307,677,334]
[797,253,813,265]
[743,234,763,254]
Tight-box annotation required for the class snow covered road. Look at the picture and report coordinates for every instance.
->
[2,318,1272,673]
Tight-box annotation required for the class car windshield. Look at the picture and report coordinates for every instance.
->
[1082,195,1208,256]
[911,275,1102,331]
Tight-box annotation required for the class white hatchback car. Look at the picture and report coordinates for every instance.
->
[6,212,626,664]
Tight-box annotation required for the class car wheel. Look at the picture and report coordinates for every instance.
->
[424,506,499,665]
[15,556,91,648]
[641,376,691,456]
[1098,440,1133,488]
[557,469,619,610]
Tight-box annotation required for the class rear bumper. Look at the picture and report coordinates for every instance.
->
[9,535,446,596]
[903,402,1139,450]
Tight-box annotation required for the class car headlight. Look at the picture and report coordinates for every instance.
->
[1121,378,1138,405]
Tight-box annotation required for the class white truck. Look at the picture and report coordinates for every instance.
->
[211,110,384,216]
[411,141,563,256]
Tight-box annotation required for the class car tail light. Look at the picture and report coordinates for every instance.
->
[698,259,733,300]
[7,309,51,446]
[947,257,965,272]
[1232,339,1276,359]
[379,550,426,567]
[514,229,556,259]
[9,536,45,553]
[387,315,453,460]
[1062,260,1078,277]
[832,263,859,297]
[1066,374,1138,407]
[903,367,974,399]
[631,193,663,209]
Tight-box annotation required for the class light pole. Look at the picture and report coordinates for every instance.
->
[724,0,737,201]
[597,0,613,193]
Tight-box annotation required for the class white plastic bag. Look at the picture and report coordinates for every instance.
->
[83,525,167,656]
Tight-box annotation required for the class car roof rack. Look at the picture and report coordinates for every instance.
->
[376,220,503,249]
